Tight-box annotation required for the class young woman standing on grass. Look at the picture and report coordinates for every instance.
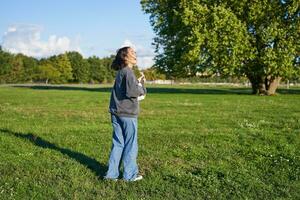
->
[104,46,146,182]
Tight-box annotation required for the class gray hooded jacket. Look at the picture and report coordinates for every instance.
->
[109,66,146,118]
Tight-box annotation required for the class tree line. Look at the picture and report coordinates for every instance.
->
[0,46,168,84]
[0,46,117,84]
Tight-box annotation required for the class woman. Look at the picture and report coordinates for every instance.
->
[104,46,146,181]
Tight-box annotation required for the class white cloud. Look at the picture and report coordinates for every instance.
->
[1,24,81,58]
[121,39,155,69]
[7,27,17,32]
[137,56,155,70]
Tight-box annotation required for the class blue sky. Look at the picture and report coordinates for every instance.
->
[0,0,155,68]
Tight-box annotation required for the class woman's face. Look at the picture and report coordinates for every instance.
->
[126,48,137,66]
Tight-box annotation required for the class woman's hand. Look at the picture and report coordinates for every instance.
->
[138,72,146,84]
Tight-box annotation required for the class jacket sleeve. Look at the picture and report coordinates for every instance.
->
[125,70,146,98]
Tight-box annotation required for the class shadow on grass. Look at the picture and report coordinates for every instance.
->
[1,128,107,179]
[12,85,300,95]
[277,88,300,94]
[14,85,112,93]
[14,85,251,95]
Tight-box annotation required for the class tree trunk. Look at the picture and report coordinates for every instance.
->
[266,77,281,95]
[247,74,266,94]
[247,75,281,95]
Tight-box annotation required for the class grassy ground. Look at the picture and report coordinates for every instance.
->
[0,84,299,199]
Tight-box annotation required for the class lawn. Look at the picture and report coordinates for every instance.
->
[0,84,299,199]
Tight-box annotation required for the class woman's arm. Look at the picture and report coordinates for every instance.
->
[125,70,145,98]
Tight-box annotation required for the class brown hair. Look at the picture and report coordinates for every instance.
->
[111,46,131,71]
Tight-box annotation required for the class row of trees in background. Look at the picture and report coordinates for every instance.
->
[0,46,116,84]
[0,46,166,84]
[0,46,169,84]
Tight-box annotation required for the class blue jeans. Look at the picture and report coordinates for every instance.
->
[105,114,139,181]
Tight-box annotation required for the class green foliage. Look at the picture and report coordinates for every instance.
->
[0,47,13,83]
[36,61,60,84]
[142,67,166,81]
[0,47,117,84]
[100,55,116,83]
[22,56,38,82]
[0,85,299,199]
[141,0,300,94]
[86,55,115,84]
[66,51,90,83]
[8,54,25,83]
[133,66,167,81]
[0,52,38,83]
[49,54,73,83]
[88,56,108,83]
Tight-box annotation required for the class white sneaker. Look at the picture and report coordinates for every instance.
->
[132,175,143,182]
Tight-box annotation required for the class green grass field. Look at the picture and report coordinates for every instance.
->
[0,84,299,199]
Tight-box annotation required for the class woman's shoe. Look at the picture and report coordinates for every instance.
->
[132,175,143,182]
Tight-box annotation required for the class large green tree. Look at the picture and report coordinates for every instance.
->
[49,54,73,83]
[88,56,114,83]
[22,56,38,83]
[36,61,60,84]
[9,54,26,83]
[141,0,300,95]
[66,51,90,83]
[101,55,116,83]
